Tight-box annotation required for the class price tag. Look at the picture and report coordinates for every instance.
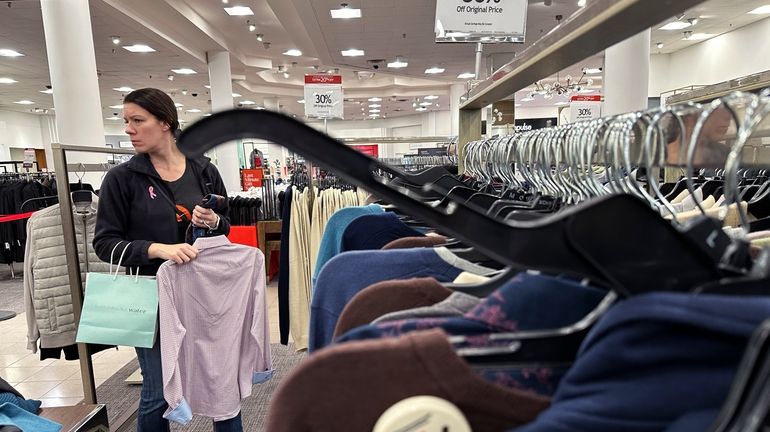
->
[435,0,528,43]
[569,95,603,123]
[304,74,344,119]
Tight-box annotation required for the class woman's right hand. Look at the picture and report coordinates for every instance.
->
[148,243,199,264]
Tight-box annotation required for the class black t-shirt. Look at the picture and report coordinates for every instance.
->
[164,163,203,242]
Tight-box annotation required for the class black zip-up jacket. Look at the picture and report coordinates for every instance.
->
[93,153,231,276]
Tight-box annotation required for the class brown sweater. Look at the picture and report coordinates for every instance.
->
[333,277,453,339]
[266,329,550,432]
[382,235,447,250]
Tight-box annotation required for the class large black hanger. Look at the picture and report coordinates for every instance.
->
[176,109,748,298]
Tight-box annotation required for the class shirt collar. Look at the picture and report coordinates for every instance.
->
[192,234,231,250]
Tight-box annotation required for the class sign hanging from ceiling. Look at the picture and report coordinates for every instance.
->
[569,95,603,123]
[304,74,344,119]
[434,0,528,43]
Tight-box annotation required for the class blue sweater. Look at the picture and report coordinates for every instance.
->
[311,205,384,287]
[341,212,424,252]
[308,248,467,352]
[513,292,770,432]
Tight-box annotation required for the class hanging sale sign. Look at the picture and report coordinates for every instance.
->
[434,0,528,43]
[304,74,343,119]
[569,95,603,123]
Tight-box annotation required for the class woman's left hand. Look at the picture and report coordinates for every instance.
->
[192,205,220,229]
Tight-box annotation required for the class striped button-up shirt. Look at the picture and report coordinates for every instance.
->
[157,235,273,423]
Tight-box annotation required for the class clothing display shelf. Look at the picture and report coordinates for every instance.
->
[50,143,136,425]
[668,69,770,105]
[457,0,709,172]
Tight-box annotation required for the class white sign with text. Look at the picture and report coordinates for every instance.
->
[569,95,603,123]
[304,74,344,119]
[435,0,528,42]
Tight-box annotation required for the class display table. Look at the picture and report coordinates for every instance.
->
[39,404,109,432]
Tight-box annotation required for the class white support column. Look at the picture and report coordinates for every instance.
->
[450,84,465,137]
[40,0,105,186]
[207,50,240,193]
[604,29,651,116]
[263,97,280,112]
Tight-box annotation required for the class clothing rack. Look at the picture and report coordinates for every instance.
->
[50,143,135,425]
[0,160,40,173]
[379,155,458,171]
[457,0,710,172]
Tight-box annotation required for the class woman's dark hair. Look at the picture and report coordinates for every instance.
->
[123,88,179,135]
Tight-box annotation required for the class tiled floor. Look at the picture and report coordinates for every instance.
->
[0,280,282,408]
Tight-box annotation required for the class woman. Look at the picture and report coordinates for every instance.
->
[93,88,237,431]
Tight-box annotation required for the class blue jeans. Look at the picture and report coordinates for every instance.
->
[135,338,243,432]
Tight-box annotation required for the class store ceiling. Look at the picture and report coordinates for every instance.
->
[0,0,767,125]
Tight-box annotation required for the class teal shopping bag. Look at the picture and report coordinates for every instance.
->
[76,241,158,348]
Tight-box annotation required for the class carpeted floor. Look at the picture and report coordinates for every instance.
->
[114,343,305,431]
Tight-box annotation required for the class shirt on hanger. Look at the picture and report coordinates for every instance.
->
[381,235,448,250]
[277,184,293,344]
[511,292,770,432]
[288,188,313,351]
[340,212,425,252]
[311,204,384,287]
[309,247,496,352]
[335,273,606,395]
[265,329,551,432]
[333,277,453,339]
[157,235,273,424]
[372,291,481,324]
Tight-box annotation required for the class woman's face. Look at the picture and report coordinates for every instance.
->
[123,102,171,154]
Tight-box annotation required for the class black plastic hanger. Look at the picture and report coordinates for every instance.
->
[176,109,749,298]
[708,319,770,432]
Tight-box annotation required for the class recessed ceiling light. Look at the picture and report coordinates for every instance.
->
[172,68,196,74]
[204,84,211,89]
[224,6,254,16]
[369,104,381,108]
[240,100,256,105]
[659,21,691,30]
[174,103,184,107]
[14,100,34,105]
[368,97,382,102]
[425,67,445,74]
[416,107,428,112]
[247,21,256,32]
[256,34,264,42]
[0,77,18,84]
[457,72,475,79]
[111,36,121,45]
[122,44,156,53]
[341,49,365,57]
[555,101,569,106]
[203,113,212,116]
[368,114,380,118]
[577,0,586,6]
[419,102,432,106]
[232,93,242,97]
[187,108,202,113]
[283,49,302,57]
[113,86,134,92]
[749,5,770,14]
[0,49,24,57]
[298,99,306,104]
[656,42,664,49]
[369,109,381,113]
[684,33,714,40]
[105,115,122,120]
[331,5,362,19]
[109,104,123,109]
[387,57,408,68]
[424,95,439,100]
[521,96,535,102]
[515,103,522,107]
[583,68,602,74]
